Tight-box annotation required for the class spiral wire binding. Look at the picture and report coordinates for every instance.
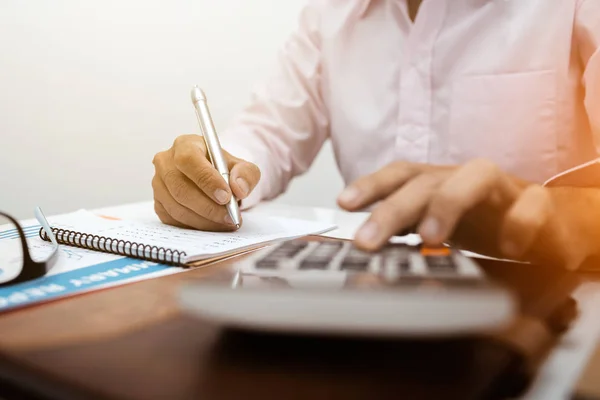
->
[39,227,187,266]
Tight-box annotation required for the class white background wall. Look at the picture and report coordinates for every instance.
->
[0,0,343,219]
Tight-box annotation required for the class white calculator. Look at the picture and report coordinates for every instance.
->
[179,240,517,338]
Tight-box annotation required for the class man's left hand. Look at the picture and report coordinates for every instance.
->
[337,159,564,263]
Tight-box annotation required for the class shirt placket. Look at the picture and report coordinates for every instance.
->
[395,0,447,163]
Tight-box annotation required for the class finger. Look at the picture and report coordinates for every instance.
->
[152,174,235,231]
[354,173,442,251]
[337,162,423,210]
[499,185,551,259]
[171,135,233,205]
[154,199,190,229]
[229,160,261,200]
[159,163,235,225]
[161,168,233,225]
[418,159,521,246]
[338,162,455,211]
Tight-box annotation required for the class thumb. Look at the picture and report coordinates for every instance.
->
[228,158,261,200]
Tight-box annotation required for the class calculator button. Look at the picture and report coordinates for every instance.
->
[301,243,341,258]
[341,248,372,271]
[420,246,451,257]
[383,246,411,273]
[271,242,308,258]
[340,262,369,272]
[320,242,344,248]
[297,243,343,270]
[424,256,457,273]
[340,260,370,271]
[298,260,330,270]
[255,258,281,269]
[311,242,343,255]
[399,261,410,272]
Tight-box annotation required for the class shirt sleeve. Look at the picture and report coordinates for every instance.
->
[545,0,600,188]
[219,1,330,209]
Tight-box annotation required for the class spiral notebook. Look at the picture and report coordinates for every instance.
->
[39,210,336,267]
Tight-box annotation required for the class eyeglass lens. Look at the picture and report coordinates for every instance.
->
[0,215,26,284]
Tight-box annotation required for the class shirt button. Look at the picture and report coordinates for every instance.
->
[409,126,426,142]
[397,124,423,142]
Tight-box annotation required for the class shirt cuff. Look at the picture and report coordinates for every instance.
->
[543,158,600,188]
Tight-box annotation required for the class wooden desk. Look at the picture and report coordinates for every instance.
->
[0,242,583,400]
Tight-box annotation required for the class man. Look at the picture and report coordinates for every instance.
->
[152,0,600,270]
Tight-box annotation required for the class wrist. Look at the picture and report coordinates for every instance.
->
[534,187,600,270]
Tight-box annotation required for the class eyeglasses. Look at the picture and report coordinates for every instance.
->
[0,207,59,287]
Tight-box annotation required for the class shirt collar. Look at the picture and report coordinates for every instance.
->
[356,0,373,18]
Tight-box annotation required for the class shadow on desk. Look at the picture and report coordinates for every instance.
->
[0,314,534,400]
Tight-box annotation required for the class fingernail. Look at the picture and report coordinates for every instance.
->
[356,221,380,244]
[236,178,249,197]
[419,218,441,242]
[214,189,229,204]
[338,187,361,205]
[224,215,234,225]
[501,240,520,258]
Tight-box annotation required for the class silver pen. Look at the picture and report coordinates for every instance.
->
[191,86,242,228]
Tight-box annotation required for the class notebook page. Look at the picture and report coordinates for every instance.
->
[47,211,336,263]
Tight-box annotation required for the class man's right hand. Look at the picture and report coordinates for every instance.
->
[152,134,261,231]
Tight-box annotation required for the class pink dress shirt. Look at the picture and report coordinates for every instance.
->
[220,0,600,208]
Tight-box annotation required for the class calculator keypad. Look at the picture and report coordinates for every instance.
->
[250,241,481,280]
